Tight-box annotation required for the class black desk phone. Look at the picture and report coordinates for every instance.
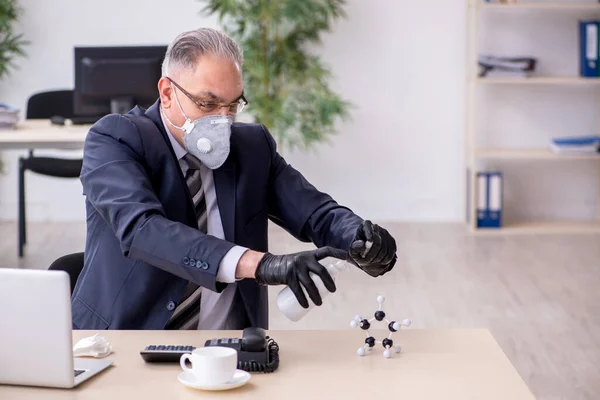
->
[140,327,279,373]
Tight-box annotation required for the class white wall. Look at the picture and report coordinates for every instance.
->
[288,1,466,222]
[0,0,467,223]
[3,1,593,224]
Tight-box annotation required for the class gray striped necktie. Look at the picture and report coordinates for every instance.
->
[183,153,208,232]
[165,153,207,330]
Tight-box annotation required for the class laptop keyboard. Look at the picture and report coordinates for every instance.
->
[74,369,86,377]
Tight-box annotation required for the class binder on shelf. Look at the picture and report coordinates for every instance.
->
[476,172,488,228]
[476,172,503,228]
[488,172,503,228]
[579,20,599,78]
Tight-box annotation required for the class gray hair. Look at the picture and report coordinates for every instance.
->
[161,28,243,76]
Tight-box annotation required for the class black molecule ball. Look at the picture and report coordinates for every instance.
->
[374,310,386,321]
[359,319,371,330]
[382,338,394,349]
[365,336,376,347]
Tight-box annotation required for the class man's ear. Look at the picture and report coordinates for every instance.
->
[158,77,173,108]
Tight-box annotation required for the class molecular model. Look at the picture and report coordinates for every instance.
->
[349,296,411,358]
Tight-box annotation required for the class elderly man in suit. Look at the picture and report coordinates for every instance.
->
[72,28,397,330]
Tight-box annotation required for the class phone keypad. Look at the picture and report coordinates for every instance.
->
[145,345,195,352]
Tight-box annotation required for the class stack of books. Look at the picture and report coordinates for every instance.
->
[478,54,537,78]
[550,135,600,154]
[0,103,20,130]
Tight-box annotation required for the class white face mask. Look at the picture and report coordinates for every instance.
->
[162,87,233,170]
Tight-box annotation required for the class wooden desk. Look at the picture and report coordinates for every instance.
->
[0,120,89,150]
[0,329,535,399]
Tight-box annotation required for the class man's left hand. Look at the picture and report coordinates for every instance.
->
[348,220,397,277]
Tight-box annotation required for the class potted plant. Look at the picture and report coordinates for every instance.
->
[200,0,352,152]
[0,0,28,173]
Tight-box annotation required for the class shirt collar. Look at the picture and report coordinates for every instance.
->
[159,107,187,161]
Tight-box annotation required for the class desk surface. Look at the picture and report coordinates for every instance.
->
[0,329,534,400]
[0,120,90,150]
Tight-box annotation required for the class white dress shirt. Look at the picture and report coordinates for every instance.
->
[160,111,248,330]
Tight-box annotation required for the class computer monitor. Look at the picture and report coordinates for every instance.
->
[74,46,167,118]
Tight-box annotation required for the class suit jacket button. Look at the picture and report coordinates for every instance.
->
[166,301,175,311]
[189,259,196,267]
[183,257,190,265]
[201,262,209,270]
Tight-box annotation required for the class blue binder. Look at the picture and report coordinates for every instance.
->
[579,20,599,78]
[477,172,503,228]
[487,172,502,228]
[476,172,488,228]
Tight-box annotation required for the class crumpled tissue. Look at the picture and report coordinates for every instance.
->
[73,333,112,358]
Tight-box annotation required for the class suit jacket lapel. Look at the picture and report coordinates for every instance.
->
[142,101,197,227]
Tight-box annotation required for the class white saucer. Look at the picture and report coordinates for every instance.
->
[178,369,251,391]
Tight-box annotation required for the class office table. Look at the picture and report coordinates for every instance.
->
[0,120,90,255]
[0,120,89,150]
[0,329,535,399]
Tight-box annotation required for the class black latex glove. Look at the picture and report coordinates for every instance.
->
[255,247,348,309]
[349,220,397,277]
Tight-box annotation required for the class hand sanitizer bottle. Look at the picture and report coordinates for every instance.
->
[276,259,352,322]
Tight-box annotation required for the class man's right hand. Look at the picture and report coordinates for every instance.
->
[254,247,348,309]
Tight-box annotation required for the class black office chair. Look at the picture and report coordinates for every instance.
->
[48,252,85,294]
[19,90,83,257]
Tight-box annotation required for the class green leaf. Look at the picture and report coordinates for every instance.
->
[197,0,352,153]
[0,0,28,81]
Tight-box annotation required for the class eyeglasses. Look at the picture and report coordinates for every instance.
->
[167,77,248,114]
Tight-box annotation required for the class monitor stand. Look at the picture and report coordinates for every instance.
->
[110,96,134,114]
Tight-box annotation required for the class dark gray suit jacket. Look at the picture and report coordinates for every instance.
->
[71,100,363,330]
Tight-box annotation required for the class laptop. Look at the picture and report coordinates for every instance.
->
[0,268,113,388]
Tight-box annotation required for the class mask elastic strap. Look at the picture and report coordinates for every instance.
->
[160,107,184,132]
[164,84,194,134]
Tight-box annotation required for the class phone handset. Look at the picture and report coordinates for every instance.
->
[204,327,280,373]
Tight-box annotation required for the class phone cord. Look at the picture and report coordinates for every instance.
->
[238,336,280,373]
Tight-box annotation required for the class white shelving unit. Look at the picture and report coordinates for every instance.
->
[466,1,600,235]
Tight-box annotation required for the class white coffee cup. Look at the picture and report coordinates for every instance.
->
[180,347,238,385]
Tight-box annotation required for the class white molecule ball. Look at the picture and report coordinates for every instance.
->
[350,320,358,329]
[354,314,362,322]
[392,321,401,331]
[367,346,373,351]
[357,347,366,357]
[383,349,392,358]
[403,319,412,327]
[394,345,401,353]
[377,295,385,304]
